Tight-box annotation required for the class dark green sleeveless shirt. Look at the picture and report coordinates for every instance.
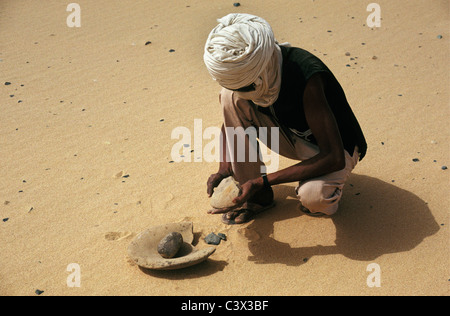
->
[259,46,367,161]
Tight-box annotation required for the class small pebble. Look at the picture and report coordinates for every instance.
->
[145,41,152,45]
[412,158,420,162]
[345,52,351,56]
[2,218,9,222]
[437,35,442,39]
[233,2,241,7]
[5,82,11,85]
[169,49,175,52]
[35,289,44,295]
[217,233,227,241]
[442,166,448,170]
[205,233,222,245]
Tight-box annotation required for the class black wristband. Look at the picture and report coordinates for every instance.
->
[262,174,270,188]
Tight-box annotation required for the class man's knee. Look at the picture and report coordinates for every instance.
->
[296,180,343,215]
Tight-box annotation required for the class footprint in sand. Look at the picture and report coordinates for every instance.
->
[104,232,135,241]
[237,227,260,241]
[152,192,174,210]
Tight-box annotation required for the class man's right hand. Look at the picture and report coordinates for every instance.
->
[207,171,231,197]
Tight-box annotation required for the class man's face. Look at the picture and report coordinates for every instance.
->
[230,83,256,93]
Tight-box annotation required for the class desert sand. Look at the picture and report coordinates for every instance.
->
[0,0,448,296]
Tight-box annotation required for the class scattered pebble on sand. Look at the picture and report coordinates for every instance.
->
[145,41,152,45]
[233,3,241,7]
[2,218,9,222]
[5,82,11,85]
[169,49,175,52]
[442,166,448,170]
[35,289,44,295]
[437,35,442,39]
[205,232,222,245]
[412,158,420,162]
[345,52,351,56]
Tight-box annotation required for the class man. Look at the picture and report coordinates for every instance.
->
[203,14,367,224]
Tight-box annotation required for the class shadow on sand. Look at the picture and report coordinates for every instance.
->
[245,174,440,265]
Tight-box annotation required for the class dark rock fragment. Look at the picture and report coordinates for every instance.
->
[217,233,227,241]
[205,233,222,245]
[35,289,44,295]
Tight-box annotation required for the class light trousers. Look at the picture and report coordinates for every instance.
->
[220,88,359,215]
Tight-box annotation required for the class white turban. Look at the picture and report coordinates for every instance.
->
[204,13,283,107]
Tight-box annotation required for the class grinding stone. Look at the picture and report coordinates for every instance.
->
[127,222,216,270]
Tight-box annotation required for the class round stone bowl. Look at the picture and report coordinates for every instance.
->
[127,222,216,270]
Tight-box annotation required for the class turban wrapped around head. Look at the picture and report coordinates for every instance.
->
[204,13,283,107]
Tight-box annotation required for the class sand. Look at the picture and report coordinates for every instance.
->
[0,0,448,296]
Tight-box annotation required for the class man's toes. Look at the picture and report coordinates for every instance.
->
[234,210,250,224]
[226,211,239,220]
